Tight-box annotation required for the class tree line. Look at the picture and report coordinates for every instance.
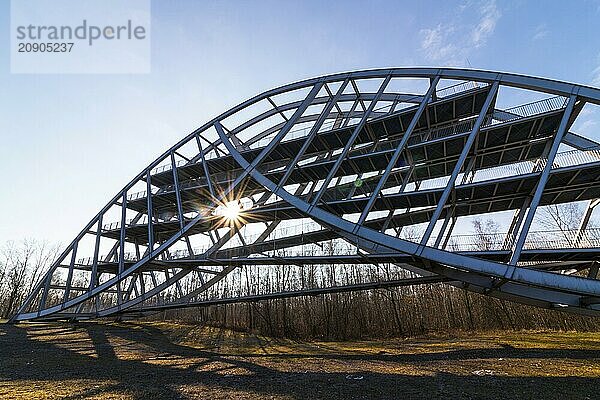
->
[0,240,59,319]
[163,265,600,340]
[2,207,599,339]
[157,205,600,339]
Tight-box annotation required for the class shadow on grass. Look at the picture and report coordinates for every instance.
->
[1,322,599,399]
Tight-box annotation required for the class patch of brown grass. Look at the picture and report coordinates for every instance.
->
[1,321,599,399]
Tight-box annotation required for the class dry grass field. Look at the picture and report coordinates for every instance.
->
[1,321,600,399]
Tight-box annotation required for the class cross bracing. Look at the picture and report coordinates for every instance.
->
[10,67,600,322]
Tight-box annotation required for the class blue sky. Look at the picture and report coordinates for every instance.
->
[0,0,599,245]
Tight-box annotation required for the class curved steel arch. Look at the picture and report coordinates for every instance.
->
[11,67,600,322]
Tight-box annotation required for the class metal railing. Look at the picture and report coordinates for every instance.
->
[77,227,600,266]
[102,215,149,231]
[485,95,568,125]
[436,81,486,98]
[408,119,476,146]
[125,93,573,206]
[151,158,187,176]
[407,95,568,147]
[413,147,600,192]
[445,228,600,252]
[127,190,151,201]
[147,93,566,182]
[146,82,489,176]
[116,145,600,224]
[77,252,139,266]
[250,81,486,151]
[78,226,600,267]
[249,119,338,150]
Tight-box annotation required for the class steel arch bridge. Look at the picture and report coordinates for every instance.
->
[11,67,600,322]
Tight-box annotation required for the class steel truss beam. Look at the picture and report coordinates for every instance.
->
[10,67,600,322]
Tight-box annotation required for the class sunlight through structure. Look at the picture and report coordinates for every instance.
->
[11,67,600,322]
[221,202,241,221]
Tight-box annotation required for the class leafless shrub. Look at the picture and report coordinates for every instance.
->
[0,239,60,318]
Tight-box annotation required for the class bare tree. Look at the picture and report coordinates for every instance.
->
[472,218,500,250]
[538,203,583,240]
[0,239,60,318]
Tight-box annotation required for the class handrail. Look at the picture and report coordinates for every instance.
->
[146,81,490,176]
[121,144,600,214]
[76,227,600,266]
[444,227,600,252]
[436,80,486,98]
[411,147,600,192]
[485,95,567,125]
[126,95,573,204]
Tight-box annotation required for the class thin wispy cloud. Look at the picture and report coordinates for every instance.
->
[592,66,600,86]
[419,0,501,66]
[532,24,549,41]
[471,0,501,47]
[592,54,600,86]
[420,23,462,65]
